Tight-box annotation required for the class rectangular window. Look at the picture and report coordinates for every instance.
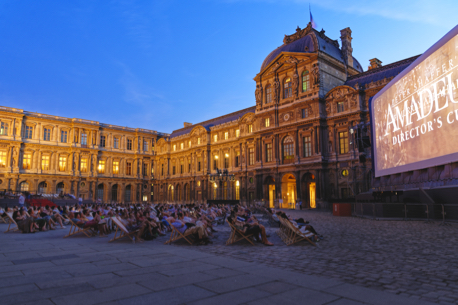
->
[235,182,240,200]
[198,137,201,145]
[143,163,148,176]
[198,157,202,171]
[41,155,50,170]
[248,124,253,133]
[60,130,67,143]
[114,137,119,149]
[302,108,309,118]
[126,162,132,175]
[0,151,7,167]
[173,166,176,175]
[98,160,105,174]
[249,148,254,165]
[0,122,8,135]
[235,156,239,167]
[266,143,272,162]
[24,126,33,139]
[173,144,176,151]
[224,156,229,169]
[81,133,87,145]
[127,139,132,150]
[188,160,191,172]
[80,158,87,172]
[303,136,312,157]
[43,128,51,141]
[337,102,345,113]
[100,136,106,147]
[113,161,119,174]
[339,131,349,154]
[161,164,164,176]
[213,159,217,170]
[22,153,31,169]
[266,86,272,104]
[265,118,270,127]
[213,135,217,142]
[58,156,67,171]
[180,143,184,150]
[188,140,191,148]
[143,140,148,151]
[180,160,184,174]
[224,132,228,140]
[236,129,240,137]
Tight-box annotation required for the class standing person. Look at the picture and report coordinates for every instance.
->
[78,195,83,205]
[18,193,25,209]
[299,200,302,210]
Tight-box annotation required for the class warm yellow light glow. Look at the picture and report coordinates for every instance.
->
[236,180,239,186]
[214,183,217,188]
[214,155,219,159]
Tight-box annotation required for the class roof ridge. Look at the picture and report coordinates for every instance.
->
[347,54,421,81]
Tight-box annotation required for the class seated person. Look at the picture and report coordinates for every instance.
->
[13,209,37,233]
[170,213,210,245]
[228,212,273,246]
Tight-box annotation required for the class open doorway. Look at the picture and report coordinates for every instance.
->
[281,174,296,209]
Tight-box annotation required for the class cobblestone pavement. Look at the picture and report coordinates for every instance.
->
[158,210,458,305]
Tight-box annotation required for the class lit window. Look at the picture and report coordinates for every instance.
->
[235,180,240,200]
[98,160,105,174]
[188,140,191,148]
[283,137,294,163]
[100,135,106,147]
[0,151,7,167]
[173,144,176,151]
[302,70,310,92]
[303,136,312,157]
[214,135,217,142]
[236,129,240,137]
[23,154,32,169]
[180,143,184,150]
[224,154,229,168]
[114,137,119,149]
[284,78,292,98]
[339,131,349,154]
[224,132,228,140]
[61,130,67,143]
[126,162,132,175]
[20,182,29,192]
[266,143,272,162]
[59,156,67,171]
[0,122,8,135]
[23,126,33,139]
[80,158,87,172]
[265,118,270,127]
[249,148,254,165]
[81,133,87,145]
[127,139,132,150]
[113,161,119,174]
[143,140,148,151]
[198,137,201,145]
[248,124,253,133]
[337,102,345,113]
[302,108,309,118]
[41,155,50,170]
[43,128,51,141]
[266,85,272,103]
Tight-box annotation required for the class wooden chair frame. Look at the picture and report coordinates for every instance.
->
[164,219,195,245]
[226,220,255,246]
[4,212,20,233]
[109,216,139,243]
[277,217,316,246]
[63,218,95,238]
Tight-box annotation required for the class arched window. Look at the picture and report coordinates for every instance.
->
[97,184,104,201]
[38,182,47,194]
[266,85,272,103]
[302,71,310,92]
[19,181,29,192]
[112,184,118,202]
[282,136,295,164]
[56,182,65,195]
[125,185,132,202]
[284,78,292,98]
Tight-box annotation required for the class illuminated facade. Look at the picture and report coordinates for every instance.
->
[0,23,422,206]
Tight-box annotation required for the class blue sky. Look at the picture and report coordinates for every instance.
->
[0,0,456,133]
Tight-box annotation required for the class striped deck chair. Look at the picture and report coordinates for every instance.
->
[109,216,138,243]
[164,219,195,245]
[4,212,19,233]
[280,218,316,246]
[63,218,95,238]
[226,220,255,246]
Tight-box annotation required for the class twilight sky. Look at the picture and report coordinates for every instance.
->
[0,0,456,133]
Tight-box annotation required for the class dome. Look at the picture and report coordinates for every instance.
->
[260,29,363,73]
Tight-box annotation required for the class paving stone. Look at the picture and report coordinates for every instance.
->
[188,287,271,305]
[195,273,275,293]
[248,287,340,305]
[0,283,39,297]
[200,267,246,278]
[254,281,300,294]
[137,272,218,292]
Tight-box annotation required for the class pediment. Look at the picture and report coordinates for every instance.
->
[258,52,315,78]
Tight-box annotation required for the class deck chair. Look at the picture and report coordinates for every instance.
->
[281,218,316,246]
[63,218,95,238]
[164,219,195,245]
[4,212,20,233]
[109,216,138,243]
[226,220,255,246]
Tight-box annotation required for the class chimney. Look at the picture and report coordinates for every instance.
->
[368,58,382,70]
[340,27,353,68]
[183,122,192,128]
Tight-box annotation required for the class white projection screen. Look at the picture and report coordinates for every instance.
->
[371,24,458,177]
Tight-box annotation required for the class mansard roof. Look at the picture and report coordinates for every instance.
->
[169,106,256,139]
[345,55,421,88]
[260,24,363,73]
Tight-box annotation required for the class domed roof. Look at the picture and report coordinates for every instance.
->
[260,28,363,73]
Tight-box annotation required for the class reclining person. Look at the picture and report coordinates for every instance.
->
[171,213,210,245]
[279,212,322,241]
[13,209,38,233]
[228,212,273,246]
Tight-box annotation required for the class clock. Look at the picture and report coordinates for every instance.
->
[284,113,290,121]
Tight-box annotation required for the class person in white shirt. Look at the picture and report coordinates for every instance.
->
[18,194,25,208]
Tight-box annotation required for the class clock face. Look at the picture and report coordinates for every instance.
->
[284,113,290,121]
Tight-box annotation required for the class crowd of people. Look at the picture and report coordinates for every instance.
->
[0,201,323,245]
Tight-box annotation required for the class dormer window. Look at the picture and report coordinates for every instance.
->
[302,71,310,92]
[284,78,292,98]
[266,85,272,103]
[337,102,345,113]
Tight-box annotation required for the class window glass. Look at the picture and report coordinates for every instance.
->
[224,132,228,140]
[235,129,240,137]
[303,136,312,157]
[143,140,148,151]
[266,85,272,103]
[0,151,7,167]
[58,156,67,171]
[24,126,33,139]
[126,162,132,175]
[100,135,106,147]
[113,137,119,149]
[43,128,51,141]
[23,153,31,169]
[113,161,119,174]
[41,155,50,170]
[249,148,254,165]
[266,143,272,162]
[213,135,217,142]
[127,139,132,150]
[284,78,292,98]
[339,131,349,154]
[98,160,105,174]
[337,102,345,113]
[61,130,67,143]
[81,133,87,145]
[0,122,8,135]
[302,71,310,92]
[80,158,87,172]
[265,118,270,127]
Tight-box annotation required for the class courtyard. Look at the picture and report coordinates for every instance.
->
[0,210,456,304]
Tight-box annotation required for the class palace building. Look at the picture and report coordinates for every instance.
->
[0,23,421,207]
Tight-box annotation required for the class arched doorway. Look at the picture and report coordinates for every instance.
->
[184,183,190,201]
[281,174,296,209]
[176,184,182,202]
[168,185,174,202]
[264,176,276,208]
[38,182,47,194]
[56,182,65,195]
[125,185,131,202]
[19,181,29,192]
[301,173,316,209]
[111,184,118,202]
[97,184,104,201]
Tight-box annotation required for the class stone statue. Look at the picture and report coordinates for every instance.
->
[12,148,17,167]
[292,72,299,97]
[312,65,320,86]
[325,101,331,114]
[273,79,280,102]
[255,84,262,103]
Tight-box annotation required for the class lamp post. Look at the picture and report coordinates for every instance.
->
[209,168,235,200]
